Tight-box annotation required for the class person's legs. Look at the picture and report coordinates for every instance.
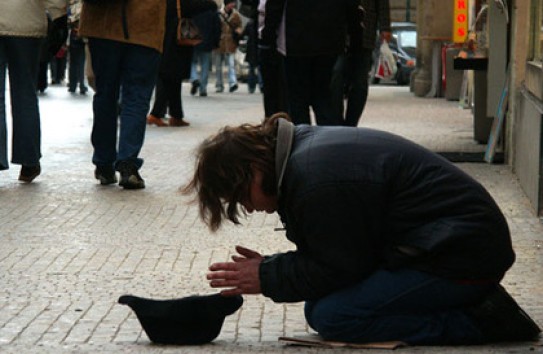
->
[215,53,224,92]
[344,48,372,127]
[164,77,183,119]
[310,54,342,126]
[259,50,287,117]
[284,56,311,125]
[88,38,122,170]
[150,76,167,119]
[117,42,160,168]
[329,54,346,120]
[5,37,42,167]
[305,269,492,345]
[199,50,211,95]
[75,45,88,93]
[226,53,237,91]
[247,63,257,93]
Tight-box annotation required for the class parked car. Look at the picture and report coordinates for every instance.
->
[371,22,417,85]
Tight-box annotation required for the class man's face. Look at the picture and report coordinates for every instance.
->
[225,2,236,11]
[241,169,277,214]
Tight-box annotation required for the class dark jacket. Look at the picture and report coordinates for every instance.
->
[192,8,221,52]
[261,0,363,56]
[159,0,217,79]
[361,0,391,49]
[259,125,515,303]
[242,19,258,65]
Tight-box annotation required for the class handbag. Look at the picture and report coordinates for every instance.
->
[176,0,203,46]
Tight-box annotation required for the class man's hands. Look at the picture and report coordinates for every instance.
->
[207,246,263,296]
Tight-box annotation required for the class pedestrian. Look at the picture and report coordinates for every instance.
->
[215,0,242,94]
[256,0,287,118]
[0,0,67,183]
[67,0,88,95]
[50,45,67,85]
[183,114,541,345]
[189,6,221,97]
[242,18,263,94]
[147,0,218,128]
[332,0,391,127]
[260,0,364,125]
[79,0,166,189]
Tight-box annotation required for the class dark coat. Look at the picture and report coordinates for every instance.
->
[259,126,515,303]
[360,0,391,49]
[261,0,364,56]
[159,0,217,79]
[192,9,221,52]
[242,19,258,65]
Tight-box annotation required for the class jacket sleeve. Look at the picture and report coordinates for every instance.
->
[260,0,286,48]
[259,184,385,302]
[376,0,391,32]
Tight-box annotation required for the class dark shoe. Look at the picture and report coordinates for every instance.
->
[229,84,238,93]
[169,117,190,127]
[94,165,117,185]
[190,80,200,96]
[199,91,207,97]
[80,87,88,95]
[118,162,145,190]
[18,164,41,183]
[466,285,541,342]
[147,114,167,127]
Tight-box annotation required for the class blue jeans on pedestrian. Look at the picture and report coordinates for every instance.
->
[215,53,237,90]
[0,36,42,170]
[68,41,87,93]
[190,48,211,94]
[88,38,160,170]
[305,269,492,345]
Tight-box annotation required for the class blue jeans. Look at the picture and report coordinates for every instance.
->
[284,55,341,126]
[68,42,87,93]
[190,49,212,94]
[305,269,492,345]
[215,53,237,90]
[0,36,42,170]
[88,38,160,170]
[247,63,263,93]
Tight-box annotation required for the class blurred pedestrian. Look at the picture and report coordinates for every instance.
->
[50,45,67,85]
[67,0,88,95]
[79,0,166,189]
[0,0,67,183]
[260,0,363,125]
[242,18,262,94]
[332,0,391,127]
[215,0,242,93]
[189,7,221,97]
[148,0,218,127]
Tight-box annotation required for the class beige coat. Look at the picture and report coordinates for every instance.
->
[0,0,67,38]
[79,0,166,53]
[217,8,242,54]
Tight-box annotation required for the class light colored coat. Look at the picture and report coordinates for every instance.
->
[217,7,242,54]
[79,0,166,53]
[0,0,67,38]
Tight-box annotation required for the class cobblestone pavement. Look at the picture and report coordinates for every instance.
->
[1,83,542,353]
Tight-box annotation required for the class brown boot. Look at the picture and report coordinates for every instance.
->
[169,117,190,127]
[147,114,167,127]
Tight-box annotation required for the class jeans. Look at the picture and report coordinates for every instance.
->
[0,36,42,170]
[68,42,87,93]
[284,55,341,126]
[247,63,263,93]
[190,49,212,94]
[305,269,492,345]
[88,38,160,170]
[215,53,237,90]
[150,75,184,119]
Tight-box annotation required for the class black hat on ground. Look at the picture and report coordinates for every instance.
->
[118,293,243,345]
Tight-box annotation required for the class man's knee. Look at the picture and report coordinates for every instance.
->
[305,300,372,340]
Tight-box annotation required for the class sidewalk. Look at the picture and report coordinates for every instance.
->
[0,83,541,353]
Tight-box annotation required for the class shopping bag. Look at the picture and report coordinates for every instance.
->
[375,42,397,80]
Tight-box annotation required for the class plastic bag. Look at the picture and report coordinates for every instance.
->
[375,42,397,80]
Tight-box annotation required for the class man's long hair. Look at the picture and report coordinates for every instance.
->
[183,114,287,231]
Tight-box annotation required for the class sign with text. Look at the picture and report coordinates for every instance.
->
[453,0,469,43]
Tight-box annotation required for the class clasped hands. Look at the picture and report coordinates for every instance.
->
[207,245,263,296]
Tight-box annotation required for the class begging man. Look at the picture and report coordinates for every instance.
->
[183,114,540,345]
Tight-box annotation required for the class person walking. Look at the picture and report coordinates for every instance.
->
[67,0,88,95]
[147,0,219,128]
[79,0,166,189]
[215,0,242,94]
[189,7,221,97]
[242,18,263,94]
[0,0,67,183]
[184,114,541,345]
